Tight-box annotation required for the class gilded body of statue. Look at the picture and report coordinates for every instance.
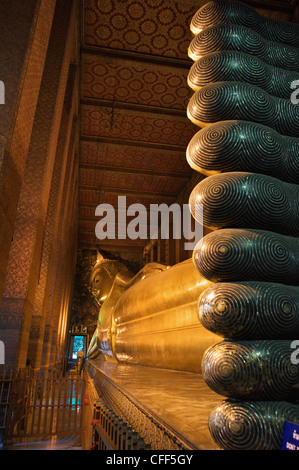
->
[87,254,221,374]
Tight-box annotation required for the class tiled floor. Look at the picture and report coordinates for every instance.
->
[4,436,82,450]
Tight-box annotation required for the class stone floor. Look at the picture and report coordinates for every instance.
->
[4,436,82,450]
[3,361,224,450]
[89,359,224,450]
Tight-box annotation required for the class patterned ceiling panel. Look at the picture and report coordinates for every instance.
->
[79,0,299,255]
[82,56,192,110]
[79,192,175,212]
[80,206,99,219]
[79,220,99,232]
[80,207,153,222]
[79,207,169,223]
[80,206,151,220]
[81,105,197,146]
[79,216,148,231]
[79,194,175,244]
[83,0,202,59]
[79,189,100,205]
[99,192,176,207]
[79,1,207,253]
[79,167,186,193]
[79,189,176,209]
[80,141,191,174]
[78,231,148,247]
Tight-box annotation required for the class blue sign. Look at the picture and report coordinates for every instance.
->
[281,421,299,450]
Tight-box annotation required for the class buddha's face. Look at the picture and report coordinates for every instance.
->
[91,268,114,305]
[90,260,125,305]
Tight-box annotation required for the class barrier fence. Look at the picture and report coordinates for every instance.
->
[1,366,182,450]
[0,366,86,445]
[83,376,150,450]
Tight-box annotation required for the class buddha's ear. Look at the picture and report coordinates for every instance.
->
[96,251,104,263]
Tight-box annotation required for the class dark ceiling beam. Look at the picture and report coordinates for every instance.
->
[80,139,185,155]
[80,135,187,152]
[80,209,152,222]
[79,163,190,179]
[79,206,153,216]
[81,45,192,69]
[78,231,147,246]
[78,243,145,253]
[79,201,174,212]
[79,186,177,199]
[80,217,149,224]
[80,98,187,117]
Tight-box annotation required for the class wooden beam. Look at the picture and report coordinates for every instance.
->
[79,186,178,199]
[78,232,147,247]
[78,243,145,253]
[80,98,187,117]
[79,163,190,179]
[80,135,187,152]
[81,45,192,69]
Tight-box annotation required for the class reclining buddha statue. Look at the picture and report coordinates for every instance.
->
[86,252,221,374]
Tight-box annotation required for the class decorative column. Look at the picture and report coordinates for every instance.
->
[0,0,56,304]
[27,66,79,372]
[41,122,79,371]
[0,0,77,368]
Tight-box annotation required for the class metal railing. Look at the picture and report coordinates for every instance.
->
[82,375,150,450]
[91,402,150,450]
[0,366,16,444]
[2,367,86,445]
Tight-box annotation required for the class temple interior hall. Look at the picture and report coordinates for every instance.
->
[0,0,299,453]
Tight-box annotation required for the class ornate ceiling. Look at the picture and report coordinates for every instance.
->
[79,0,299,260]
